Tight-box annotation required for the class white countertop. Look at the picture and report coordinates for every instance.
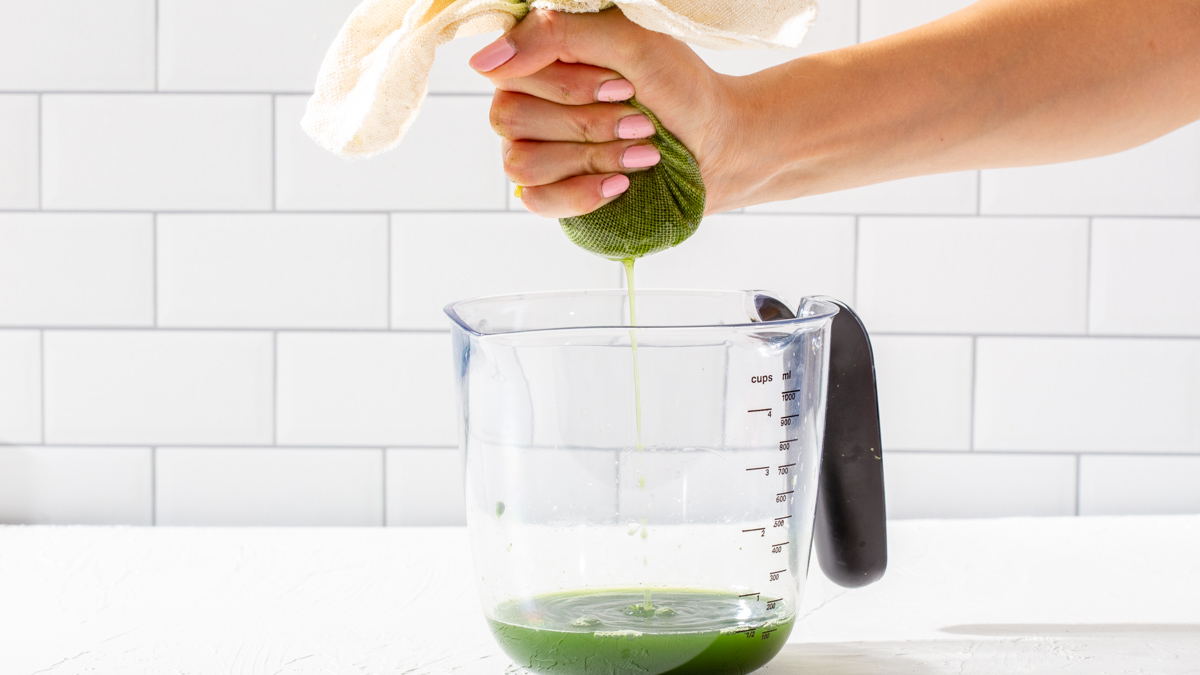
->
[3,516,1198,674]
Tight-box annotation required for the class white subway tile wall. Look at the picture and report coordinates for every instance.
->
[157,0,364,92]
[276,332,455,447]
[634,215,857,305]
[386,448,467,526]
[871,336,973,451]
[0,96,39,208]
[974,337,1200,454]
[2,0,1197,525]
[0,331,42,444]
[1079,455,1200,516]
[44,331,274,445]
[157,214,389,328]
[0,446,152,525]
[0,1,156,91]
[155,447,383,526]
[856,217,1089,334]
[0,214,154,326]
[883,452,1078,519]
[1090,219,1200,337]
[43,95,273,211]
[391,212,616,329]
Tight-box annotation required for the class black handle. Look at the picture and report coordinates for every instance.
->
[812,298,887,588]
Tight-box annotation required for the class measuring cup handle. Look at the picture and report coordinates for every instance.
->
[812,298,887,588]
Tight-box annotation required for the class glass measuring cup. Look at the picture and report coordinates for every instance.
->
[445,290,885,675]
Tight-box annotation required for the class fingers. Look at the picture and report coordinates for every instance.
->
[520,173,631,219]
[490,90,655,142]
[496,61,634,105]
[503,138,661,186]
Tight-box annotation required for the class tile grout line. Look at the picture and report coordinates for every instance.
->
[39,330,46,443]
[855,0,862,44]
[1,440,1193,457]
[272,331,278,446]
[969,336,978,451]
[0,441,465,450]
[381,448,388,527]
[975,171,982,215]
[1080,451,1089,514]
[271,95,277,211]
[152,213,158,327]
[36,94,42,210]
[851,215,860,307]
[151,447,158,526]
[2,208,1197,219]
[3,326,1199,339]
[1084,217,1093,334]
[153,0,159,91]
[386,214,392,328]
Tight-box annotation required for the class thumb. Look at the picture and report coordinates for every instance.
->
[469,8,651,81]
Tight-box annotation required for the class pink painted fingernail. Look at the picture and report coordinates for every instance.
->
[470,37,516,72]
[622,144,661,169]
[601,174,630,198]
[597,79,635,102]
[617,115,655,139]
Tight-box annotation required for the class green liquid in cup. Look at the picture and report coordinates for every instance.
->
[487,589,794,675]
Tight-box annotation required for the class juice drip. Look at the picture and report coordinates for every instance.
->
[622,258,651,612]
[623,258,644,452]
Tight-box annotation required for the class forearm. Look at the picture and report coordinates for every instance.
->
[715,0,1200,212]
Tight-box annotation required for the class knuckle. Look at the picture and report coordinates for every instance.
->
[489,91,518,138]
[580,143,611,175]
[574,110,605,143]
[536,9,570,47]
[501,141,536,184]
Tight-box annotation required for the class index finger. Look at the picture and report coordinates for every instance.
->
[469,8,660,82]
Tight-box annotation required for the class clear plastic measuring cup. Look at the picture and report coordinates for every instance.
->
[445,290,886,675]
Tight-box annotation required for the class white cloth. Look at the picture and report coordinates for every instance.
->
[302,0,818,158]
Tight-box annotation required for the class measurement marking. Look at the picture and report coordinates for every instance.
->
[770,569,787,575]
[773,542,790,548]
[747,408,772,413]
[781,438,797,443]
[746,466,769,472]
[776,490,794,496]
[739,592,761,599]
[780,414,799,420]
[735,627,755,634]
[782,390,800,395]
[742,527,765,533]
[762,629,777,635]
[779,463,796,468]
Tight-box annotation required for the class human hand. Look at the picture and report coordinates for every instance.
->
[469,8,749,217]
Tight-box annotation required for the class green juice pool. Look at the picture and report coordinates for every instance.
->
[487,590,794,675]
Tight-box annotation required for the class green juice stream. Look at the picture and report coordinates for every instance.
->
[486,261,793,674]
[624,258,651,612]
